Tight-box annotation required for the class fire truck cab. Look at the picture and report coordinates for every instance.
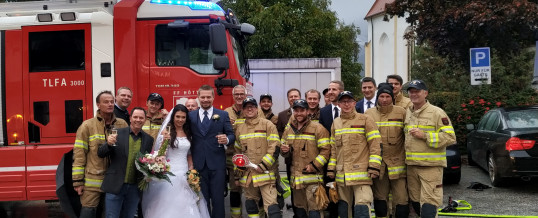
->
[0,0,253,201]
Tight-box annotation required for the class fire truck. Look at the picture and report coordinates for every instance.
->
[0,0,254,201]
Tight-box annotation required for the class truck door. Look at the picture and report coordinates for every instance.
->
[22,24,92,145]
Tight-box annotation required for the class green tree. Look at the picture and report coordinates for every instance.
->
[219,0,363,94]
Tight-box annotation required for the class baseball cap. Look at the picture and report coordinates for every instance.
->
[407,80,428,91]
[292,99,308,109]
[337,91,355,101]
[260,94,272,101]
[147,93,164,109]
[322,88,329,95]
[242,97,258,108]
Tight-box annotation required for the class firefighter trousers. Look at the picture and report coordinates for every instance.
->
[228,167,242,218]
[244,182,279,214]
[407,165,443,207]
[81,189,102,207]
[372,175,408,206]
[292,183,322,212]
[337,184,373,217]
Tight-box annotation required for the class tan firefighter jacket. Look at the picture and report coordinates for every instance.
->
[307,107,321,123]
[404,101,456,167]
[328,111,382,186]
[281,116,331,189]
[365,105,407,180]
[395,92,412,110]
[233,116,280,187]
[263,109,279,125]
[72,110,128,191]
[142,111,165,139]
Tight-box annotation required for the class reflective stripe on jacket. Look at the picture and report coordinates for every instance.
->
[404,101,456,167]
[72,110,128,190]
[281,116,331,189]
[234,116,280,187]
[328,111,382,186]
[142,111,165,139]
[365,105,407,179]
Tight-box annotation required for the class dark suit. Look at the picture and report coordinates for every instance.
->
[189,108,234,218]
[319,104,335,133]
[355,99,375,114]
[98,127,153,194]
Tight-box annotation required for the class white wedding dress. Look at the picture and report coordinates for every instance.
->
[141,137,210,218]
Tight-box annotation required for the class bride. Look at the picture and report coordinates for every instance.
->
[142,104,210,218]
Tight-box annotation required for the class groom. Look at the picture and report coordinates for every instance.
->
[189,85,235,218]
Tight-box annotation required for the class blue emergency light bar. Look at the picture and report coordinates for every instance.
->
[150,0,223,11]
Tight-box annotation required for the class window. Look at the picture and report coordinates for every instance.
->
[65,100,83,133]
[506,109,538,129]
[477,113,491,130]
[155,24,218,74]
[29,30,85,72]
[231,36,246,77]
[34,101,50,126]
[484,112,500,132]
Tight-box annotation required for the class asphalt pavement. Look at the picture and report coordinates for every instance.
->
[2,162,537,217]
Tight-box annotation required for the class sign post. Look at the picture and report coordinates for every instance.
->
[470,47,492,85]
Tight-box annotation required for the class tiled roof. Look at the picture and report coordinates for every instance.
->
[364,0,395,19]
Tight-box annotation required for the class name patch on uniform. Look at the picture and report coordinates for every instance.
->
[255,130,267,133]
[303,132,315,136]
[442,118,449,125]
[388,119,403,121]
[350,125,365,128]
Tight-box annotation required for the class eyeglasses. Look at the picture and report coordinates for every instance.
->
[339,100,355,104]
[233,93,246,97]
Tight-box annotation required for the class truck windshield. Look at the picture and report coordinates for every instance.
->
[155,24,218,74]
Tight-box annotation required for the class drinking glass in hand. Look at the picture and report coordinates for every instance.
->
[110,126,118,146]
[217,132,224,148]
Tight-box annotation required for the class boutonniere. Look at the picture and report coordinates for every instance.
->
[212,114,220,121]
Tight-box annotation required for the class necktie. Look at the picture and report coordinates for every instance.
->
[202,110,210,134]
[367,101,372,109]
[333,107,339,119]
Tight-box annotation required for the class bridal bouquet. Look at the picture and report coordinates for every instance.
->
[186,169,201,200]
[135,139,175,190]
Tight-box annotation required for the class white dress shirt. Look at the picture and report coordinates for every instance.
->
[331,104,341,120]
[363,98,376,110]
[198,106,214,123]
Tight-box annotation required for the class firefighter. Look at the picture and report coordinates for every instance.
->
[234,97,282,218]
[142,93,168,140]
[327,91,382,218]
[386,75,412,110]
[305,89,321,122]
[404,80,456,218]
[260,94,278,125]
[72,90,129,218]
[281,99,331,218]
[364,83,409,218]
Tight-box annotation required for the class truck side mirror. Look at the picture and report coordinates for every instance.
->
[466,124,475,130]
[213,56,229,71]
[209,23,227,55]
[240,23,256,35]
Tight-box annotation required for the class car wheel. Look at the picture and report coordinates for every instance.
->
[488,153,506,187]
[444,170,461,184]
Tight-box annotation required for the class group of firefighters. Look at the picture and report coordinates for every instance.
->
[220,75,456,218]
[71,73,456,218]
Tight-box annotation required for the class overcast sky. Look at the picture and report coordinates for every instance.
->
[330,0,376,74]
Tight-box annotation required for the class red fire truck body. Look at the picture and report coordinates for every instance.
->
[0,0,252,201]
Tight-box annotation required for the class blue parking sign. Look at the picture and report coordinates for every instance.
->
[470,47,490,67]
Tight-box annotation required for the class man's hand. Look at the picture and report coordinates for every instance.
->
[281,144,290,153]
[304,164,315,173]
[235,180,240,187]
[327,174,335,179]
[368,169,380,179]
[74,186,84,195]
[409,128,425,139]
[254,165,264,173]
[216,134,227,145]
[161,109,169,116]
[107,134,117,146]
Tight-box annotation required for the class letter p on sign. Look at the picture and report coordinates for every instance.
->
[470,47,490,67]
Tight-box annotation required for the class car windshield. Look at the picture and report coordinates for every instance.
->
[505,109,538,129]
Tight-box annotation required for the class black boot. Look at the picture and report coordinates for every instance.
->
[395,204,410,218]
[308,210,321,218]
[353,204,370,218]
[411,201,421,216]
[267,204,282,218]
[420,203,437,218]
[337,200,349,218]
[374,200,388,218]
[79,207,96,218]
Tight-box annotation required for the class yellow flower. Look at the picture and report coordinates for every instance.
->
[188,173,195,180]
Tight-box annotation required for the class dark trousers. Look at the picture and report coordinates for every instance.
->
[200,165,226,218]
